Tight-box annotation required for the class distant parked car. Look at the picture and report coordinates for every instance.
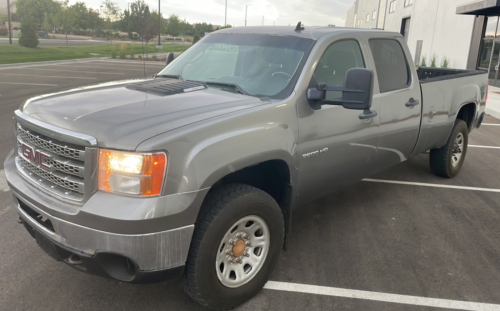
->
[37,31,48,38]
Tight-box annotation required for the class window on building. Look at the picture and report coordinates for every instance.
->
[404,0,413,7]
[400,17,411,42]
[478,40,493,70]
[389,1,396,13]
[484,16,499,38]
[369,39,410,92]
[314,40,365,100]
[377,0,387,29]
[366,14,370,22]
[372,11,377,20]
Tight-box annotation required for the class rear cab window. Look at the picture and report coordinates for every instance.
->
[369,38,411,93]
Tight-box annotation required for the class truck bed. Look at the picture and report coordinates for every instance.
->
[417,67,486,83]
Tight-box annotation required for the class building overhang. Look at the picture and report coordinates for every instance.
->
[457,0,500,16]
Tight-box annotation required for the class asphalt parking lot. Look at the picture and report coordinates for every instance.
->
[1,61,500,310]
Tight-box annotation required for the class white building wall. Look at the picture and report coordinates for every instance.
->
[346,0,477,69]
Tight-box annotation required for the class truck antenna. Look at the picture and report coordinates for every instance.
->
[295,22,305,32]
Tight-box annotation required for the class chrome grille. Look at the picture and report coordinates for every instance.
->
[19,158,82,192]
[17,123,84,161]
[15,123,94,202]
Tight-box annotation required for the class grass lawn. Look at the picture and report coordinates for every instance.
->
[0,43,189,65]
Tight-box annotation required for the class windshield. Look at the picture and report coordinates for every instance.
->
[158,33,315,99]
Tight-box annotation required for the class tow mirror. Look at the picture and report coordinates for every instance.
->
[307,68,375,116]
[166,52,175,65]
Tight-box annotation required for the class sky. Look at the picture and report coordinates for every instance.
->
[68,0,355,27]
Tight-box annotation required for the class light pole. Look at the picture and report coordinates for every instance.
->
[6,0,12,44]
[244,6,247,26]
[157,0,162,49]
[224,0,227,27]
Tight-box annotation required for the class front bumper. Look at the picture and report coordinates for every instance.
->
[16,196,192,282]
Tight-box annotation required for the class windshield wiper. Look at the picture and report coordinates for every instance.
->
[155,74,183,80]
[191,81,249,96]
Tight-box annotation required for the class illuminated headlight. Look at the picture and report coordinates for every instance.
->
[98,149,167,196]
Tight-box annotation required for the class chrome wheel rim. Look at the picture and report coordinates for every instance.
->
[215,215,270,288]
[452,132,464,167]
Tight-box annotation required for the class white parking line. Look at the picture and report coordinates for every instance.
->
[52,64,146,71]
[0,73,97,80]
[0,82,57,86]
[469,145,500,149]
[482,123,500,126]
[362,178,500,193]
[264,281,500,311]
[15,68,124,75]
[0,169,8,192]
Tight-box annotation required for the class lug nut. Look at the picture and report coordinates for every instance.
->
[243,252,249,257]
[242,234,248,239]
[228,257,233,263]
[236,258,242,264]
[229,239,236,245]
[246,241,252,247]
[236,233,242,238]
[225,249,232,255]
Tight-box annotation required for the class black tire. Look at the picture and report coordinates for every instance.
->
[430,119,468,178]
[182,184,284,310]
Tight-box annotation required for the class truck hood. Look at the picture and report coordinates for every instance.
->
[21,80,268,150]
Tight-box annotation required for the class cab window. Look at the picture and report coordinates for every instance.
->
[314,40,366,100]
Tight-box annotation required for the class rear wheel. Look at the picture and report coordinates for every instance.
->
[182,184,284,310]
[430,119,468,178]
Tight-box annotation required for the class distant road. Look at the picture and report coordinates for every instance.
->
[0,38,190,47]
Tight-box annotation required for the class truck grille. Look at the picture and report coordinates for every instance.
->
[15,123,92,202]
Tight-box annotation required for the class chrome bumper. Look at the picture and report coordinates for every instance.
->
[15,194,194,271]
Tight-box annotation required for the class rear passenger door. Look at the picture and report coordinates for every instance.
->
[369,38,422,170]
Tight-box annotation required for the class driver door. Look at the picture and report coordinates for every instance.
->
[297,39,380,204]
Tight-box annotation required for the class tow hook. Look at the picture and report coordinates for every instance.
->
[68,254,83,265]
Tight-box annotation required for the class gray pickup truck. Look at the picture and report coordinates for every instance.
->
[4,25,487,310]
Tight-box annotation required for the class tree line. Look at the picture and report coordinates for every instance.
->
[14,0,230,48]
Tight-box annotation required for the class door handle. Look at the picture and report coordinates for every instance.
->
[405,98,420,108]
[359,110,378,120]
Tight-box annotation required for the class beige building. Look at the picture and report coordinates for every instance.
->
[0,0,17,15]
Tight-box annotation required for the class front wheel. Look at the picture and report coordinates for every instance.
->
[430,119,469,178]
[182,184,284,310]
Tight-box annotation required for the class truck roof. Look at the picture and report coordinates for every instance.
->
[214,26,390,40]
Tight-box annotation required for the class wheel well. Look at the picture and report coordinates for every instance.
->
[209,160,293,249]
[457,103,476,132]
[215,160,291,205]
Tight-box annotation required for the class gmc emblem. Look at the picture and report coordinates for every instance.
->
[20,143,51,170]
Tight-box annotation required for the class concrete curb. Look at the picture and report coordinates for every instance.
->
[486,107,500,120]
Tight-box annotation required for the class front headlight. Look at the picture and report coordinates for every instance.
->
[98,149,167,196]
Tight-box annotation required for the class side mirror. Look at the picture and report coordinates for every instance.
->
[307,68,375,113]
[166,52,175,65]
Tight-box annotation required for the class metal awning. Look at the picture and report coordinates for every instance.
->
[457,0,500,15]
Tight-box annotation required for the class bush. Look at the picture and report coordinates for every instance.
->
[193,34,200,44]
[152,55,157,60]
[19,17,39,48]
[430,54,437,68]
[13,27,19,30]
[441,57,450,68]
[0,26,8,36]
[420,55,427,67]
[111,52,117,59]
[130,54,135,59]
[138,55,142,59]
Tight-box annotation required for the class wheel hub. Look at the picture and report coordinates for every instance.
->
[215,215,270,288]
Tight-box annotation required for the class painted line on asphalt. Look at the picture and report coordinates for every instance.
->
[99,59,167,67]
[0,206,11,217]
[52,64,146,71]
[482,123,500,126]
[362,178,500,193]
[0,169,7,191]
[264,281,500,311]
[469,145,500,149]
[14,68,124,75]
[0,81,58,86]
[0,73,97,80]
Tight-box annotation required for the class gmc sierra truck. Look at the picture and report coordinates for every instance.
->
[4,25,487,310]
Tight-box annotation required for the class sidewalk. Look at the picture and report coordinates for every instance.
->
[487,85,500,120]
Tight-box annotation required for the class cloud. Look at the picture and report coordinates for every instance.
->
[72,0,354,27]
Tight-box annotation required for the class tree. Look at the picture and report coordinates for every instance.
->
[88,8,99,35]
[72,2,89,31]
[52,1,78,48]
[167,14,180,38]
[16,0,61,25]
[102,0,121,30]
[42,12,51,33]
[18,13,39,48]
